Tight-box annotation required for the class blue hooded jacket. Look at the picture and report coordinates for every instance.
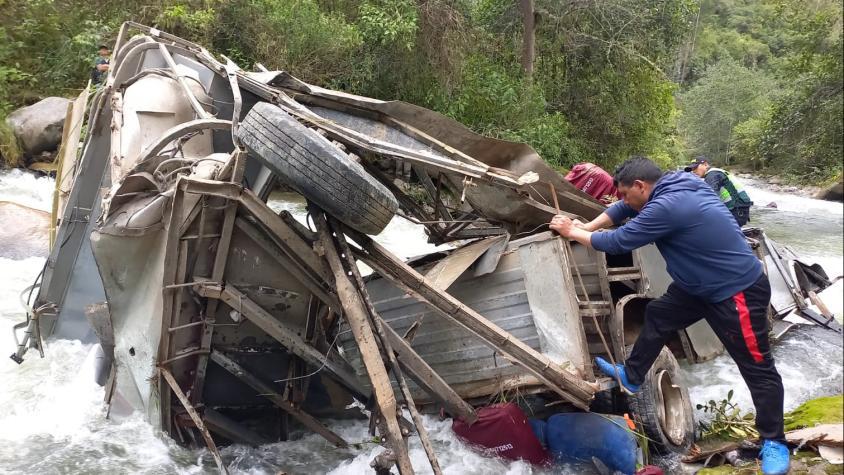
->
[590,171,762,303]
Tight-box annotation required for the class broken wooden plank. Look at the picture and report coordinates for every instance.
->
[786,424,844,448]
[379,321,478,424]
[160,367,228,474]
[194,282,367,400]
[346,229,595,409]
[208,350,348,448]
[315,215,415,475]
[424,236,504,291]
[329,216,442,475]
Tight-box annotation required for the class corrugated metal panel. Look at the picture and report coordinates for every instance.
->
[338,250,540,394]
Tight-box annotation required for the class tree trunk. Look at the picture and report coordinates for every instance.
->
[521,0,535,79]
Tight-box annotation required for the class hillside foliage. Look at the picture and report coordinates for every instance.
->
[0,0,840,183]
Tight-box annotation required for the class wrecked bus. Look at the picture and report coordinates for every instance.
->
[11,22,837,474]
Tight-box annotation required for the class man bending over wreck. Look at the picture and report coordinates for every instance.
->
[549,156,788,475]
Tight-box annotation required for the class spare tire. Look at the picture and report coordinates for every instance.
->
[237,102,398,235]
[627,346,695,454]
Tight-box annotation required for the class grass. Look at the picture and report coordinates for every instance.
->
[0,117,22,168]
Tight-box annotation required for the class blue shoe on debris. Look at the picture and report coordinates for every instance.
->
[760,439,790,475]
[594,357,640,394]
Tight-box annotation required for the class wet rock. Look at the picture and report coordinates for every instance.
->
[765,202,778,209]
[813,179,844,202]
[5,97,70,157]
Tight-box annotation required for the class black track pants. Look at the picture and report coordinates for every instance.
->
[624,274,785,441]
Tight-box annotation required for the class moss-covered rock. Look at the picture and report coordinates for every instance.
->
[692,449,844,475]
[785,395,844,431]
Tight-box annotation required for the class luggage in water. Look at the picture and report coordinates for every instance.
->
[452,402,550,465]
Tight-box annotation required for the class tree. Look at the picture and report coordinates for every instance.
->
[520,0,535,78]
[678,58,776,164]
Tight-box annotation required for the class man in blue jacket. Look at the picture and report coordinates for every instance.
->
[549,156,788,475]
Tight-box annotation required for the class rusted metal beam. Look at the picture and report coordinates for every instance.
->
[328,216,442,475]
[195,282,367,401]
[158,182,190,436]
[314,215,414,475]
[233,217,337,309]
[181,179,331,284]
[209,350,348,448]
[158,43,212,120]
[160,367,228,474]
[347,229,595,409]
[380,322,477,423]
[190,150,247,405]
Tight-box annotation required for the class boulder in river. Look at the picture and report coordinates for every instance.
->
[813,178,843,202]
[5,97,70,157]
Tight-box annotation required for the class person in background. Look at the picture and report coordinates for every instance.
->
[685,156,753,226]
[564,162,621,204]
[549,156,789,475]
[91,45,111,85]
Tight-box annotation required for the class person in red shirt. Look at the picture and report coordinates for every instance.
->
[564,163,621,204]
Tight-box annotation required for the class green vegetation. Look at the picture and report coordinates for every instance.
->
[697,390,759,440]
[0,118,21,168]
[694,395,844,475]
[0,0,840,184]
[677,0,843,183]
[696,451,844,475]
[784,394,843,431]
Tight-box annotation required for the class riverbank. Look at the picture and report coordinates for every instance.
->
[725,164,843,202]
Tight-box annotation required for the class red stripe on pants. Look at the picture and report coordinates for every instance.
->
[734,291,763,363]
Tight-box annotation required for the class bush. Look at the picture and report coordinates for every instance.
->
[498,113,586,169]
[0,117,21,168]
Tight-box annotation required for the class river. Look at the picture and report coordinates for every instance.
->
[0,169,841,474]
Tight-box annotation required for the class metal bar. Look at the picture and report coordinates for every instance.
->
[314,214,414,475]
[550,182,620,389]
[180,179,332,284]
[763,237,806,309]
[233,217,337,310]
[415,167,453,223]
[190,152,245,405]
[160,348,210,366]
[194,283,367,400]
[160,367,228,474]
[132,119,231,176]
[223,58,245,149]
[204,407,269,447]
[168,320,204,333]
[158,182,190,436]
[330,216,442,475]
[158,43,211,120]
[209,350,348,448]
[347,229,594,408]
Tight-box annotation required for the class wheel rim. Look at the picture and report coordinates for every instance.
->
[655,369,687,446]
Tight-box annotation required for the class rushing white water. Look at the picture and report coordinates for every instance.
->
[0,170,841,474]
